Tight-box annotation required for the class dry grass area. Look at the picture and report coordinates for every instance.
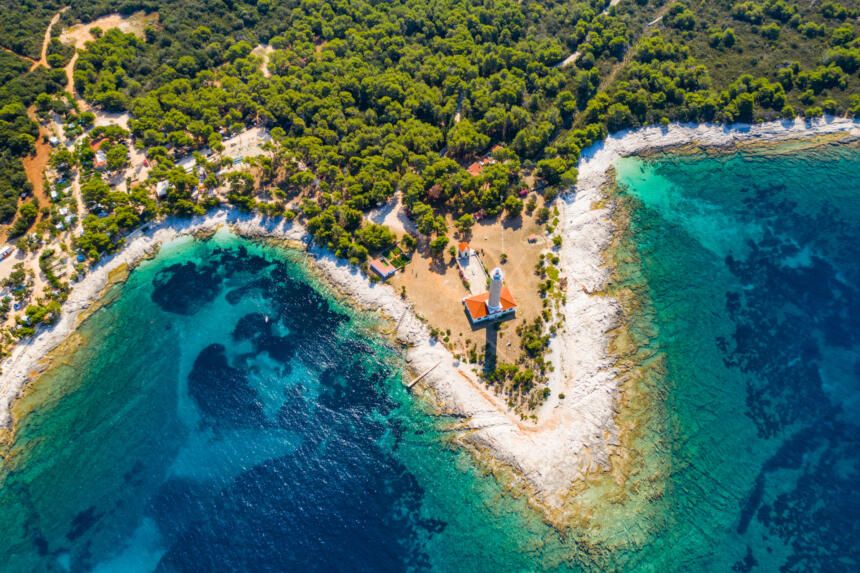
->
[59,11,156,48]
[390,199,549,369]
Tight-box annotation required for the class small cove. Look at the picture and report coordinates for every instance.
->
[0,136,857,571]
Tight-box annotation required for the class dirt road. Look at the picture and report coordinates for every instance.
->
[59,11,156,97]
[252,44,274,78]
[31,7,70,71]
[556,0,622,69]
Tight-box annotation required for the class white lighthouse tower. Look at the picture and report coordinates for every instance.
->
[462,264,518,324]
[487,267,504,313]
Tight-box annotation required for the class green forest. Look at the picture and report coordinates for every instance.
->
[0,0,856,398]
[1,0,857,247]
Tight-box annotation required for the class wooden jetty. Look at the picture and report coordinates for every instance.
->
[407,360,441,389]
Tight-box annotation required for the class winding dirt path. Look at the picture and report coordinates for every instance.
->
[0,6,66,69]
[31,7,70,71]
[556,0,622,69]
[252,44,274,78]
[63,52,79,98]
[0,47,37,66]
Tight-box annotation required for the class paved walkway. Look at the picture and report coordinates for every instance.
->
[458,252,487,295]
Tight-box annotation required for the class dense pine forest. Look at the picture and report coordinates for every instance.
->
[1,0,858,240]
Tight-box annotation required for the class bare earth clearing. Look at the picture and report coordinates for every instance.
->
[59,11,157,98]
[391,209,547,367]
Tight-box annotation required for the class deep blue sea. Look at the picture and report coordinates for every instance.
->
[0,138,857,572]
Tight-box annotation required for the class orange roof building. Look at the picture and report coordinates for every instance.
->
[458,241,470,258]
[369,258,396,279]
[463,267,517,323]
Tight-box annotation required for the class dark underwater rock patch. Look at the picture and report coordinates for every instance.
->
[151,261,223,315]
[719,184,860,571]
[187,344,265,427]
[66,506,101,542]
[232,312,297,364]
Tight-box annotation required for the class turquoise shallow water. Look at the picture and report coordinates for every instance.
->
[608,138,860,571]
[0,139,857,572]
[0,230,575,573]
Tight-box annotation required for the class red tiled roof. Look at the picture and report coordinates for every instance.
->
[463,286,517,320]
[458,242,469,251]
[369,258,396,277]
[467,162,482,176]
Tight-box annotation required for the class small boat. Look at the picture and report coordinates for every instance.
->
[265,315,269,323]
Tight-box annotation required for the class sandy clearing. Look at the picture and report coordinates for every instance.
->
[59,11,157,97]
[366,192,414,235]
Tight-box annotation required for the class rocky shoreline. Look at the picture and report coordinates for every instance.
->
[0,117,856,527]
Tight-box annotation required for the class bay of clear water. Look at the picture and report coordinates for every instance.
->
[0,138,857,572]
[607,138,859,572]
[0,230,570,573]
